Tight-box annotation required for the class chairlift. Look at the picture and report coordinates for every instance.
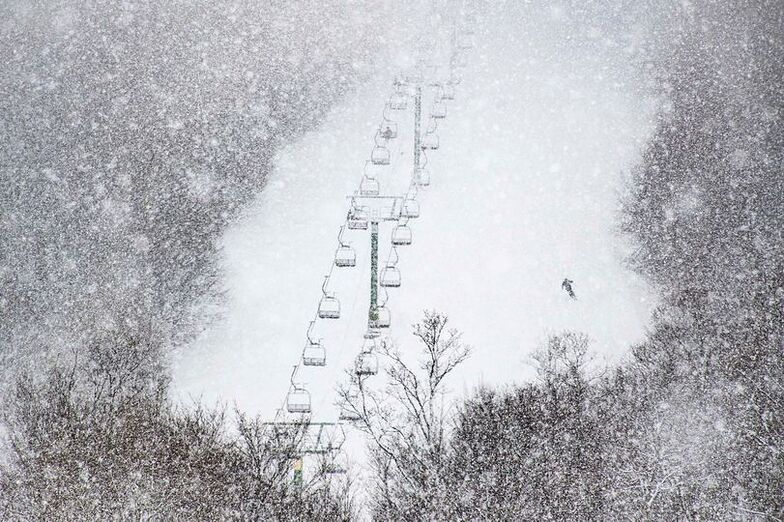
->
[442,83,456,100]
[347,205,369,230]
[371,145,391,166]
[401,197,420,219]
[360,176,380,196]
[287,385,311,414]
[391,223,412,246]
[318,276,340,319]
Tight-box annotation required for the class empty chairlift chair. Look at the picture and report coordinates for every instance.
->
[380,265,401,288]
[360,175,380,196]
[371,145,391,166]
[303,339,326,367]
[391,224,412,246]
[441,83,456,100]
[355,335,380,376]
[355,351,378,376]
[318,277,340,319]
[319,294,340,319]
[287,385,311,414]
[401,197,420,219]
[415,168,431,187]
[389,92,408,111]
[421,132,439,150]
[335,244,356,267]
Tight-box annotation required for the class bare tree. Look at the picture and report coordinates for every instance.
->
[338,311,470,519]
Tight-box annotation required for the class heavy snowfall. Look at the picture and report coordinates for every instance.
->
[0,1,782,520]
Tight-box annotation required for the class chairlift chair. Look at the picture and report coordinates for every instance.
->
[318,276,340,319]
[401,197,420,219]
[415,168,431,187]
[355,349,379,376]
[335,244,356,267]
[318,294,340,319]
[360,176,380,196]
[442,83,456,100]
[371,145,391,166]
[391,224,412,246]
[287,385,311,414]
[369,305,391,329]
[421,132,439,150]
[380,265,402,288]
[432,100,447,119]
[303,339,326,367]
[389,92,408,110]
[379,121,398,140]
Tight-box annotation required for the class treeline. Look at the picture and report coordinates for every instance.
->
[0,1,402,518]
[350,1,783,519]
[0,330,354,519]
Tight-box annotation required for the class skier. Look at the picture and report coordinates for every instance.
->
[562,278,576,299]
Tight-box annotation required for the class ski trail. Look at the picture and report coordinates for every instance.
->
[172,5,656,431]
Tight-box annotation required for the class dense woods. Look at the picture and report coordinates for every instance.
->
[1,0,782,519]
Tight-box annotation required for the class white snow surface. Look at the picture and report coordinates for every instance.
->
[172,5,657,436]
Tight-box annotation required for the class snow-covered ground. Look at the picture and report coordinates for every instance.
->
[172,4,657,445]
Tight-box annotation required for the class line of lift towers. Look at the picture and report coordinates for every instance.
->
[265,16,476,484]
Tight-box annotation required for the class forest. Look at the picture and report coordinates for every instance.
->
[0,0,781,520]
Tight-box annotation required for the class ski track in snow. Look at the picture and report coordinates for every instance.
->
[172,6,657,464]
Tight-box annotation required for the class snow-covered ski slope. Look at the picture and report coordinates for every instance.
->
[172,4,657,424]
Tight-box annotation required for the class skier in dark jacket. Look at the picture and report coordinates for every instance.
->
[562,278,576,299]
